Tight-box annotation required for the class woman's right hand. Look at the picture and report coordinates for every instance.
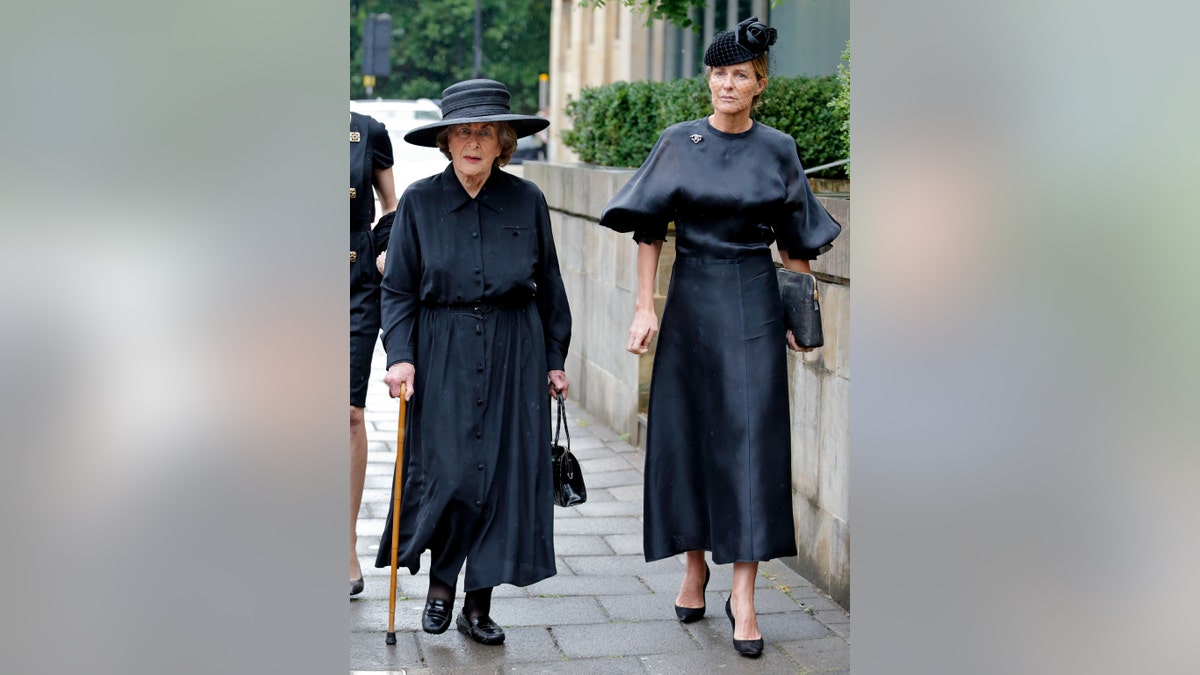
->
[385,362,415,401]
[627,306,658,355]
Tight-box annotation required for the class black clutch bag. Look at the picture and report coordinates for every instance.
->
[550,392,586,507]
[776,268,824,348]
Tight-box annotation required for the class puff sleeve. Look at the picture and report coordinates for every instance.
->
[598,131,678,244]
[772,143,842,259]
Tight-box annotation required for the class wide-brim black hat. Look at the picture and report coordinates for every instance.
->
[403,79,549,147]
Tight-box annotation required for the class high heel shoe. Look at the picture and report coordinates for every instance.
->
[350,576,364,596]
[674,564,711,623]
[725,595,764,658]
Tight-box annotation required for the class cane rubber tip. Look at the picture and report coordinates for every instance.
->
[385,632,397,645]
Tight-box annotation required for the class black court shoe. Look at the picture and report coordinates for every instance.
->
[456,612,506,645]
[725,596,764,658]
[422,598,454,634]
[674,564,711,623]
[350,577,364,597]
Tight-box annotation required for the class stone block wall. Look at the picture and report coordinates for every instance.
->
[523,161,850,609]
[528,162,645,441]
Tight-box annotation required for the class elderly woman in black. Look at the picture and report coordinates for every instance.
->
[374,79,571,646]
[599,18,841,657]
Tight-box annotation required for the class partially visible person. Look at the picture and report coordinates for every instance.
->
[374,79,571,646]
[598,17,842,657]
[350,109,397,597]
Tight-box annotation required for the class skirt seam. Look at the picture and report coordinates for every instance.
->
[736,261,757,561]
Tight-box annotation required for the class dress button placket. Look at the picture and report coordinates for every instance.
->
[473,295,484,499]
[471,202,487,509]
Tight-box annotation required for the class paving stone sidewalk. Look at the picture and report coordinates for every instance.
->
[352,343,849,673]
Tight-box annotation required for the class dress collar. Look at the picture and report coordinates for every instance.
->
[438,163,507,214]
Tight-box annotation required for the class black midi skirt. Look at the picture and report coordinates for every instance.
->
[350,229,381,407]
[643,251,798,564]
[374,301,556,591]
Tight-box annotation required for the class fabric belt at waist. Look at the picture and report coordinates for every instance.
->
[426,296,533,314]
[674,249,772,265]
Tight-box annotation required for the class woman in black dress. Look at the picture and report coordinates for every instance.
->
[350,110,396,596]
[599,18,841,657]
[374,79,571,646]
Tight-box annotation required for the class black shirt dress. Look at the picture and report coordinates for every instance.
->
[599,118,841,564]
[374,164,571,591]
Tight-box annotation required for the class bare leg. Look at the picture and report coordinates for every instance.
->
[675,550,708,609]
[729,561,761,640]
[350,405,368,581]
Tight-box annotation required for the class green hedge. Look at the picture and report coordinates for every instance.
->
[829,41,851,176]
[561,75,847,178]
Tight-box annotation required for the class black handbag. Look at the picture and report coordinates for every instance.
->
[550,392,586,507]
[776,268,824,348]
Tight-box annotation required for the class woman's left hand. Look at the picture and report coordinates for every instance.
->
[548,370,570,398]
[786,330,815,353]
[375,250,387,275]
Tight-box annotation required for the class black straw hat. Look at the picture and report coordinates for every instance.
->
[403,79,549,147]
[703,16,778,67]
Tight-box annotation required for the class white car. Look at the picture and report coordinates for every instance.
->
[350,97,442,135]
[351,98,448,198]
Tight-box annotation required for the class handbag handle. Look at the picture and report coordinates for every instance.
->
[553,392,573,476]
[553,391,570,449]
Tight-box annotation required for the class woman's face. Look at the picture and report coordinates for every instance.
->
[447,122,501,181]
[708,62,766,116]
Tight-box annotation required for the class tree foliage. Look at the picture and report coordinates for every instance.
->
[350,0,550,114]
[578,0,706,28]
[578,0,783,29]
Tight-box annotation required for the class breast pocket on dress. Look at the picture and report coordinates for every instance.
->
[492,224,537,280]
[499,224,536,256]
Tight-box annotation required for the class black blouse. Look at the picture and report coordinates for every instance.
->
[350,112,394,229]
[599,118,840,260]
[380,164,572,371]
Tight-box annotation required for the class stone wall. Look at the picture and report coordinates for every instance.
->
[790,196,850,608]
[524,161,850,609]
[528,162,645,439]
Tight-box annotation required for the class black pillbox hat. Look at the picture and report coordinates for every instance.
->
[703,16,778,67]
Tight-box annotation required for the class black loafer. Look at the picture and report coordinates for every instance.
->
[350,577,364,597]
[422,598,453,634]
[456,612,506,645]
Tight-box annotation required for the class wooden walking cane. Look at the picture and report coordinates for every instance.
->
[385,384,406,645]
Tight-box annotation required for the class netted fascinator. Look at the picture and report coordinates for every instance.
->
[700,15,777,66]
[703,16,778,67]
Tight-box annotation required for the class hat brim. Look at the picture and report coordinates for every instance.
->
[403,114,549,147]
